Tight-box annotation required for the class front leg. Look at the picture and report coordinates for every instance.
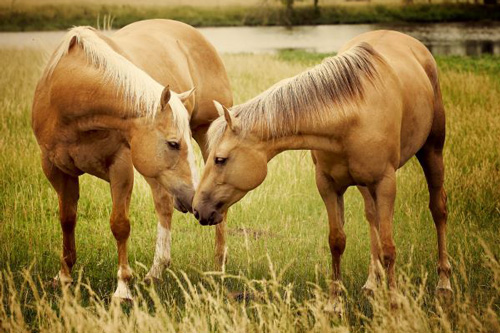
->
[144,177,174,282]
[357,185,383,295]
[367,169,398,292]
[315,166,347,315]
[41,156,80,286]
[109,148,134,301]
[215,212,227,269]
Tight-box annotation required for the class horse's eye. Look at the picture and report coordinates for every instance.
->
[167,141,180,150]
[214,157,227,165]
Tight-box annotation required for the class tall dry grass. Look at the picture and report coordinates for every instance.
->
[1,247,499,332]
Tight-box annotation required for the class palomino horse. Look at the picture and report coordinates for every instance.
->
[193,30,452,306]
[32,19,232,300]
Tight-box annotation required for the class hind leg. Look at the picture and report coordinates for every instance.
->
[314,165,347,314]
[42,157,79,285]
[417,143,452,297]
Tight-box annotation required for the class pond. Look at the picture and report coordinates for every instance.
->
[1,22,499,56]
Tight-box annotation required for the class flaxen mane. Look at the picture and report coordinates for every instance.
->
[45,26,198,183]
[208,43,384,150]
[45,26,190,135]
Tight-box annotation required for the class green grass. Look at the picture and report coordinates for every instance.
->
[0,49,499,331]
[1,3,499,31]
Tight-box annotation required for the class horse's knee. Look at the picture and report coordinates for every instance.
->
[110,216,130,242]
[329,232,346,256]
[60,214,76,233]
[381,242,396,267]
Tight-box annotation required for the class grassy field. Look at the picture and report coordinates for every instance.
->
[1,2,500,31]
[0,46,499,331]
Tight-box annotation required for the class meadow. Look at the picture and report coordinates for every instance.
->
[0,46,499,331]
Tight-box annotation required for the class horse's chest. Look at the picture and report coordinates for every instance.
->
[50,130,126,180]
[313,151,355,187]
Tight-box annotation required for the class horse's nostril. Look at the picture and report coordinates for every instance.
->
[208,211,216,225]
[193,209,200,220]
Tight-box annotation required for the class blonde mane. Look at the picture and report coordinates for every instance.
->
[208,43,384,150]
[46,26,190,136]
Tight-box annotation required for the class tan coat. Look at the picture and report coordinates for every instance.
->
[32,19,232,299]
[193,31,451,308]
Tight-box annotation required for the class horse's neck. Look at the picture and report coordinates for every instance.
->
[258,107,354,160]
[264,134,334,160]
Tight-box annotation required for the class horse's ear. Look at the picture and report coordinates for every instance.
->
[213,100,238,132]
[68,36,78,50]
[160,85,171,110]
[177,87,196,106]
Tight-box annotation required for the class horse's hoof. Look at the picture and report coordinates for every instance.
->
[361,284,376,298]
[436,287,454,305]
[112,292,134,305]
[113,280,133,302]
[389,296,400,310]
[113,295,134,305]
[46,274,72,289]
[227,291,255,303]
[143,275,161,286]
[324,298,344,319]
[47,277,58,289]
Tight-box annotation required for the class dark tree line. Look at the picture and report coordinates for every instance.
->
[280,0,497,7]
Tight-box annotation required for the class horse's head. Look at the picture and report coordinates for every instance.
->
[130,87,197,213]
[193,102,267,225]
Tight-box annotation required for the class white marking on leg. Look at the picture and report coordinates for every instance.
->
[362,258,382,293]
[146,221,171,280]
[113,267,133,300]
[55,270,73,285]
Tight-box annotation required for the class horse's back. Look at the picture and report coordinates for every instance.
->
[111,19,233,124]
[342,30,441,167]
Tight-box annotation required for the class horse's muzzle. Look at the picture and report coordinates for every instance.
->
[193,208,223,226]
[173,190,194,214]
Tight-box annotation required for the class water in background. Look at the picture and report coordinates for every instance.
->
[1,22,499,56]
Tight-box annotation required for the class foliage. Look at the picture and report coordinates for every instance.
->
[1,3,499,31]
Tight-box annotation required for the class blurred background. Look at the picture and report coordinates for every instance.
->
[0,0,499,55]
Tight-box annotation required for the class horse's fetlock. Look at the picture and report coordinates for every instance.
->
[118,266,133,281]
[381,245,396,266]
[438,263,452,277]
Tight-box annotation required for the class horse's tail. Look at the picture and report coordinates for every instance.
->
[426,56,446,149]
[413,47,446,149]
